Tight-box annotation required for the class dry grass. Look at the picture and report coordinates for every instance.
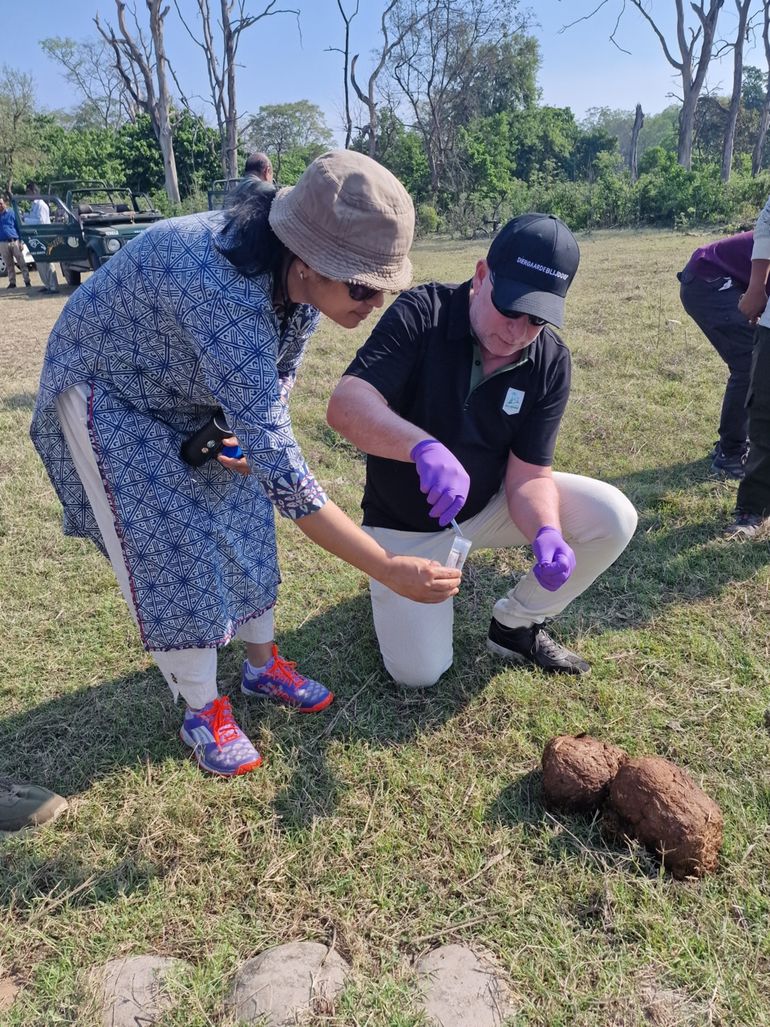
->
[1,229,769,1025]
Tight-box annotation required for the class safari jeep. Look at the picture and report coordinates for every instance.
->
[12,181,162,287]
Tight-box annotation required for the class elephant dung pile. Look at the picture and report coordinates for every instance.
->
[541,734,723,879]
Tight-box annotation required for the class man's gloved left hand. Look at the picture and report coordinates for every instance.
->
[531,525,575,591]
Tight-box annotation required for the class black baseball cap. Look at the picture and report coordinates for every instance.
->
[486,213,580,328]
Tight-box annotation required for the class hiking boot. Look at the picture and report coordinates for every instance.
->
[710,443,748,480]
[241,644,334,713]
[724,509,766,539]
[486,618,590,675]
[0,779,68,831]
[180,695,262,776]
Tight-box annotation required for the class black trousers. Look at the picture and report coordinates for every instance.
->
[678,271,754,456]
[737,325,770,515]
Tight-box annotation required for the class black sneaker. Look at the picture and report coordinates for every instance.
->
[711,443,748,480]
[487,618,591,675]
[724,509,765,539]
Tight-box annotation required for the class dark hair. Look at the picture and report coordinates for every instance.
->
[215,178,286,278]
[244,151,272,177]
[26,181,39,192]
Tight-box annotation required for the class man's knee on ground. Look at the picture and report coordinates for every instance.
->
[383,650,451,689]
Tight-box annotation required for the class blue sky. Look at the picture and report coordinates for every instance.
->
[3,0,767,138]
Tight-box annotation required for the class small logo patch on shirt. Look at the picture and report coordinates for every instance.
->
[502,387,525,415]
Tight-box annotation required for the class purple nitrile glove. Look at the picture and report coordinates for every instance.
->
[531,525,576,592]
[410,438,471,527]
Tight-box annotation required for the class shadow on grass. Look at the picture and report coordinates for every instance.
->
[487,770,660,877]
[0,453,766,835]
[0,391,36,412]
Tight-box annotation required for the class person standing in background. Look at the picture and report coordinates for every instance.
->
[24,182,60,294]
[0,195,31,289]
[678,231,759,479]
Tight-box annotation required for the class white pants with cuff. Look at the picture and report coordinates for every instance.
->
[364,473,637,688]
[55,385,274,710]
[38,261,59,292]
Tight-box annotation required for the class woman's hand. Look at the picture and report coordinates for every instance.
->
[383,553,461,604]
[738,283,768,324]
[216,435,251,476]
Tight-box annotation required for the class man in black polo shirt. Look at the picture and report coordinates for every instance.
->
[327,214,637,687]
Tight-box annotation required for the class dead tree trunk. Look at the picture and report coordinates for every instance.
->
[753,1,770,174]
[175,0,299,180]
[96,0,181,204]
[350,0,428,159]
[629,0,724,169]
[630,103,644,182]
[721,0,753,182]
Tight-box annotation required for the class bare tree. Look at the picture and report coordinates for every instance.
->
[721,0,754,181]
[388,0,529,196]
[631,0,724,169]
[40,37,136,129]
[328,1,359,148]
[349,0,428,158]
[174,1,300,179]
[563,0,724,169]
[629,103,644,181]
[0,66,37,195]
[96,1,181,203]
[752,1,770,173]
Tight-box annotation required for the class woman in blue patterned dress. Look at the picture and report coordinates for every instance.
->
[31,151,461,777]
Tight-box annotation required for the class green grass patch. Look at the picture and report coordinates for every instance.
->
[1,231,770,1024]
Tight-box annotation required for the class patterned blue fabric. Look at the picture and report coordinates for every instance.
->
[31,211,327,651]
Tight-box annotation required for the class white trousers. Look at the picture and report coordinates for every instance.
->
[55,385,274,709]
[38,261,59,292]
[364,474,637,688]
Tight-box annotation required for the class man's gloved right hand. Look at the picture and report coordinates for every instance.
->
[410,438,470,527]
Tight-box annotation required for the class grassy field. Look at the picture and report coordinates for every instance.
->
[1,229,769,1026]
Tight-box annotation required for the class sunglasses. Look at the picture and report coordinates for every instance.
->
[347,281,381,302]
[489,273,548,326]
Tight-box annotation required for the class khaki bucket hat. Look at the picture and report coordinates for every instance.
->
[268,150,414,292]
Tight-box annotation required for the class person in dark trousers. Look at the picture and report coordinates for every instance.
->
[678,232,761,479]
[327,214,637,687]
[728,195,770,537]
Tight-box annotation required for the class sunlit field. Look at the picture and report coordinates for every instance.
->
[1,229,769,1025]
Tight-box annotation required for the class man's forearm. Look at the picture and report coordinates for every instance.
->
[327,376,430,460]
[506,475,562,542]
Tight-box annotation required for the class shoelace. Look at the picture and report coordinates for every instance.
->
[198,696,240,747]
[533,627,565,658]
[267,647,306,692]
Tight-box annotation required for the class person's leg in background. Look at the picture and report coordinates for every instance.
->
[728,325,770,537]
[1,241,17,287]
[38,260,60,293]
[679,272,752,477]
[54,385,262,776]
[10,240,30,287]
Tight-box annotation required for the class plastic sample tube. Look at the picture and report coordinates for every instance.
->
[445,535,472,570]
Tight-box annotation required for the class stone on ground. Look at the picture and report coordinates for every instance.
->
[415,944,517,1026]
[92,955,187,1026]
[0,977,19,1013]
[228,941,350,1025]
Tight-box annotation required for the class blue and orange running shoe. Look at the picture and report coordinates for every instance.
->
[241,645,334,713]
[180,695,262,776]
